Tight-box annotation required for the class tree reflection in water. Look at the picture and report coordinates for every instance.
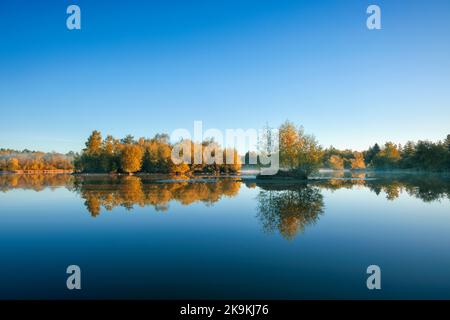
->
[0,173,74,192]
[1,173,449,232]
[255,183,324,240]
[313,171,450,202]
[73,175,241,217]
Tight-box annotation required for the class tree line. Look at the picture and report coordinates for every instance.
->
[2,122,449,177]
[323,137,450,172]
[248,121,450,178]
[73,131,241,175]
[0,149,74,172]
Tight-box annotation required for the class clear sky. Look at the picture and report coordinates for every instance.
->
[1,0,449,153]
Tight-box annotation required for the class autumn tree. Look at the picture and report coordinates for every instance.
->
[75,130,105,172]
[372,142,401,169]
[0,159,8,171]
[279,121,301,170]
[101,135,120,172]
[73,131,245,175]
[296,134,323,178]
[278,121,323,179]
[327,155,344,170]
[167,139,191,175]
[168,160,190,175]
[8,158,20,171]
[85,130,102,155]
[120,144,143,174]
[350,152,366,170]
[137,134,180,174]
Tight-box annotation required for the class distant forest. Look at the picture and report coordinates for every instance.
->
[323,137,450,171]
[1,121,449,175]
[0,149,74,172]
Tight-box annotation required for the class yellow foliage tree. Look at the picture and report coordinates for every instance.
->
[278,120,323,178]
[328,155,344,170]
[120,144,143,174]
[85,130,103,155]
[8,158,20,171]
[279,121,300,170]
[350,152,366,170]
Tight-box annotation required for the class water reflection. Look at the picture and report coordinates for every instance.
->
[312,171,450,202]
[2,173,450,299]
[255,183,324,240]
[72,175,241,217]
[0,173,74,192]
[1,173,449,226]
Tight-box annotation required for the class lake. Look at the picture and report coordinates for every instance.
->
[1,172,450,299]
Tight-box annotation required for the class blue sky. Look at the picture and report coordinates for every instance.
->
[1,0,449,153]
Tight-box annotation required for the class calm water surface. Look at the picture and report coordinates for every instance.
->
[1,172,450,299]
